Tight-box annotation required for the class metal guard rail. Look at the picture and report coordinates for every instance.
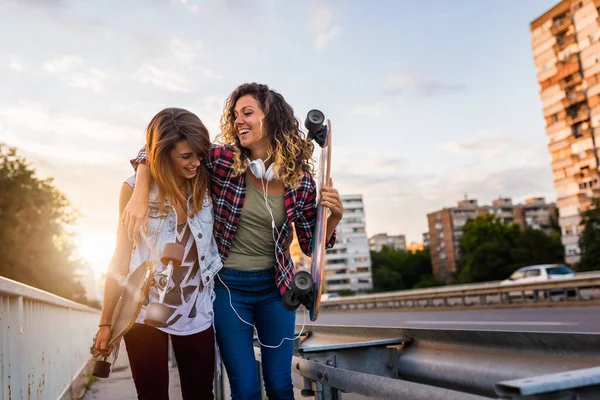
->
[251,324,600,399]
[0,276,100,400]
[321,274,600,310]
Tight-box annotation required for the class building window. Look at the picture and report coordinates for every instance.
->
[573,1,583,11]
[551,113,559,123]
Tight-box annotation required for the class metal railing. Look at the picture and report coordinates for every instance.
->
[320,273,600,311]
[248,324,600,399]
[0,276,100,400]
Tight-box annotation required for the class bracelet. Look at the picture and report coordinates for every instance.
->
[98,324,112,328]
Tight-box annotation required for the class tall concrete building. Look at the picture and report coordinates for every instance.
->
[368,233,407,252]
[531,0,600,263]
[324,194,373,293]
[427,197,557,282]
[288,194,373,293]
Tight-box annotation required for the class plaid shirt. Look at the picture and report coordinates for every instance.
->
[132,144,336,295]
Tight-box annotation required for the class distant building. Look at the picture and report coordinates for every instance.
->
[422,232,430,248]
[288,194,373,293]
[406,242,425,253]
[427,196,558,282]
[368,233,407,252]
[324,194,373,293]
[530,1,600,263]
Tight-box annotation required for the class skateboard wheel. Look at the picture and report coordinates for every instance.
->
[144,302,172,328]
[282,289,300,311]
[291,271,314,295]
[305,109,325,135]
[93,360,111,378]
[161,243,185,267]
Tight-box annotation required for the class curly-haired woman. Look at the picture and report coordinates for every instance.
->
[124,83,344,399]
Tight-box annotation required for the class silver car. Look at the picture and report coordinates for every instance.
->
[500,264,575,298]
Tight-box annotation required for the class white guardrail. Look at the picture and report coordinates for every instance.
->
[0,276,99,400]
[321,272,600,311]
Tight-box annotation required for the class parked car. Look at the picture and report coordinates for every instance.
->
[500,264,576,298]
[321,293,341,301]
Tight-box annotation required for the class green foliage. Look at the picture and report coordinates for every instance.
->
[578,197,600,272]
[371,246,439,292]
[457,214,564,283]
[0,144,86,301]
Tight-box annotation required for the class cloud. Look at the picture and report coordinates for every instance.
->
[69,68,108,92]
[0,102,141,162]
[310,2,342,51]
[316,26,341,51]
[7,55,24,71]
[134,64,192,92]
[385,70,465,96]
[441,131,510,160]
[40,56,109,91]
[133,38,221,92]
[42,55,84,73]
[439,130,550,167]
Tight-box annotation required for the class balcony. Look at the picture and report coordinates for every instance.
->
[557,52,579,67]
[574,169,598,184]
[553,33,577,53]
[565,108,589,126]
[562,91,586,108]
[551,17,570,35]
[560,72,583,90]
[577,186,599,200]
[572,126,591,139]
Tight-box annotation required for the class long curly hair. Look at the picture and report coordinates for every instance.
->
[215,83,314,188]
[146,108,211,216]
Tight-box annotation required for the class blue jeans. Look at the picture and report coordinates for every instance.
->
[214,268,295,400]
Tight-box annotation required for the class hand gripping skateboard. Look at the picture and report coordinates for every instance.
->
[282,109,331,321]
[91,238,185,378]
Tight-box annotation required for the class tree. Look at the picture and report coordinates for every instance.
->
[457,214,520,283]
[511,228,564,268]
[0,144,86,300]
[371,246,439,292]
[457,213,564,283]
[578,198,600,272]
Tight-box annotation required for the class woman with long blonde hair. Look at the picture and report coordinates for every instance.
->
[96,108,221,399]
[125,83,344,399]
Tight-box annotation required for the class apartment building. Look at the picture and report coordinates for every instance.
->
[368,233,407,252]
[531,0,600,263]
[288,194,373,293]
[422,232,430,248]
[324,194,373,293]
[427,197,557,282]
[480,197,558,236]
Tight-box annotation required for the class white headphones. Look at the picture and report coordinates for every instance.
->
[247,158,278,181]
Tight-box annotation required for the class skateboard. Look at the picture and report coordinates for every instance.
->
[91,240,185,378]
[282,109,331,321]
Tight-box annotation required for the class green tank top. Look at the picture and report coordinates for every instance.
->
[224,180,287,270]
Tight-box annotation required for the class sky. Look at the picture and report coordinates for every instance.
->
[0,0,560,276]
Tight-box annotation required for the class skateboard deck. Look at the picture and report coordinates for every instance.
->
[91,259,156,377]
[108,259,156,346]
[309,119,332,321]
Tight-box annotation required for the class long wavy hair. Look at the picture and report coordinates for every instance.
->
[146,108,211,215]
[216,82,314,188]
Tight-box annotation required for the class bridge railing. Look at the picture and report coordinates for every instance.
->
[0,276,99,400]
[320,273,600,311]
[249,324,600,399]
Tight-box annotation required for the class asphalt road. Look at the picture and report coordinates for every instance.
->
[308,306,600,333]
